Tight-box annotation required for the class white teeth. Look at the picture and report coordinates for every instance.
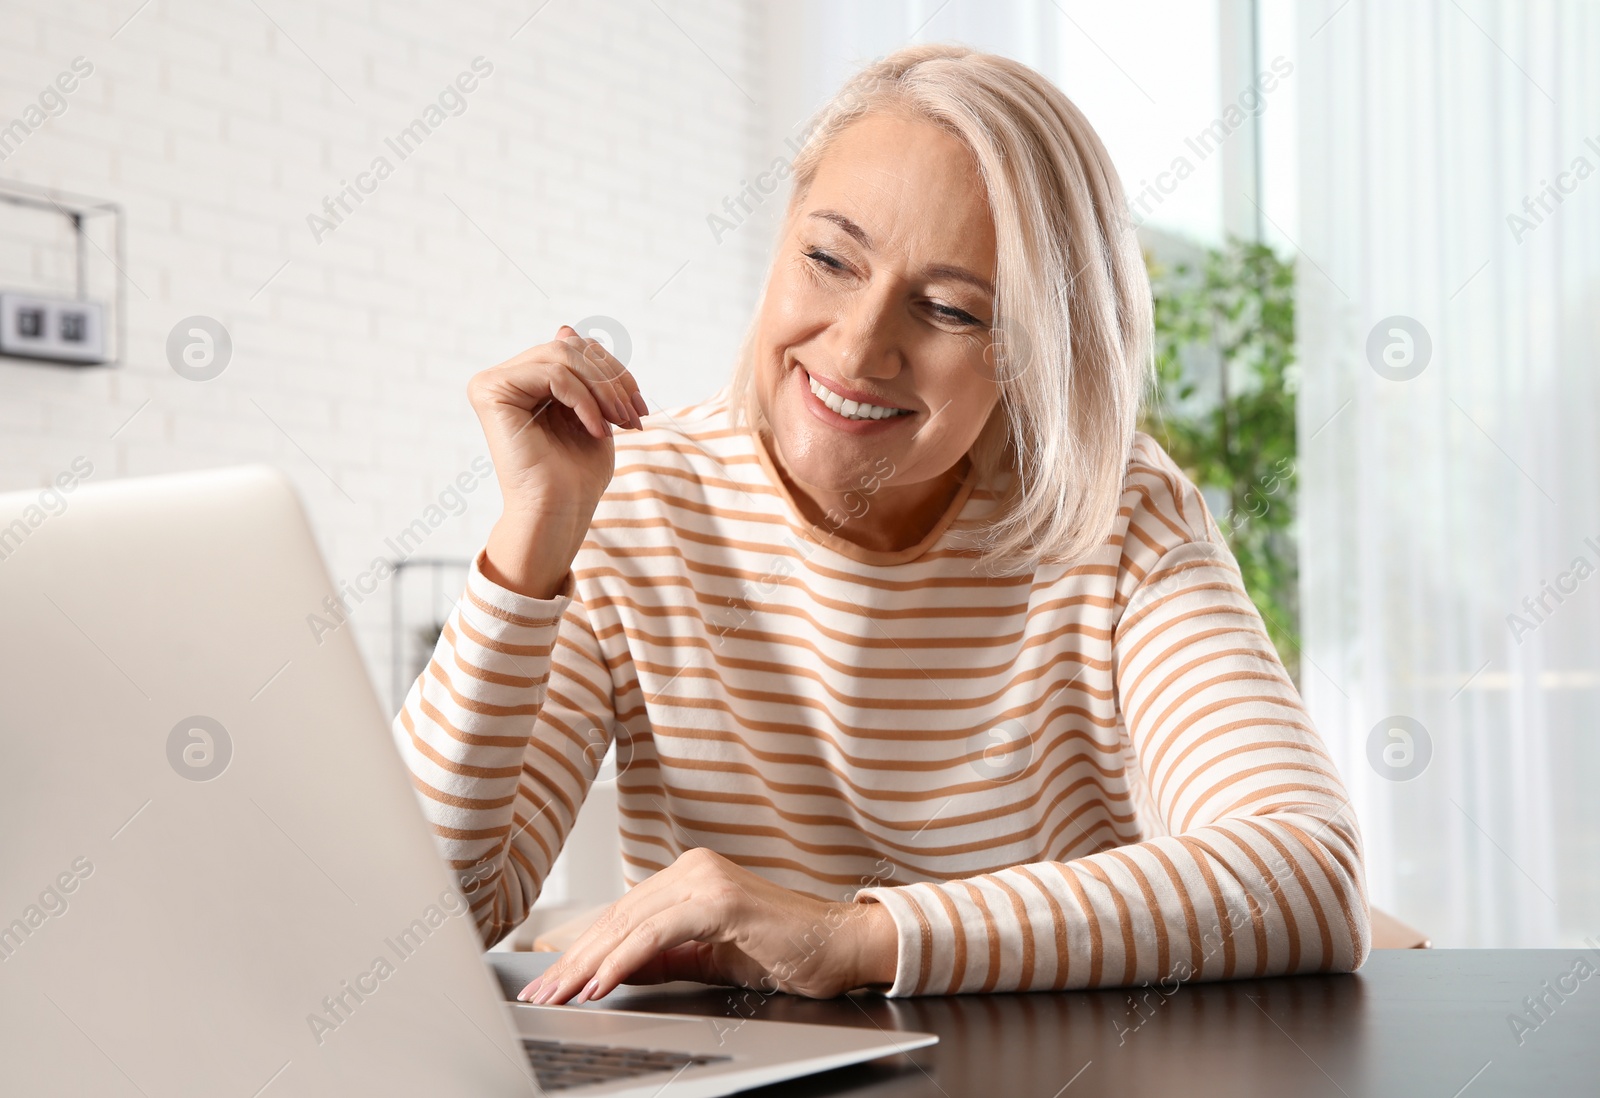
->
[806,373,908,421]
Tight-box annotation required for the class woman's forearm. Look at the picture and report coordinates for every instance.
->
[855,800,1368,996]
[393,550,593,946]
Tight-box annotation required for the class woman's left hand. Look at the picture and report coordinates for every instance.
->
[516,848,898,1004]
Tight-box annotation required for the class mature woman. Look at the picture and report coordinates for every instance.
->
[397,42,1369,1005]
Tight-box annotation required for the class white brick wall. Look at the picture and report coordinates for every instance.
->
[0,0,770,711]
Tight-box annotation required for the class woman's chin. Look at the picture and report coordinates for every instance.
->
[771,408,885,485]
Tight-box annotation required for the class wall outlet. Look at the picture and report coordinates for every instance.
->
[0,292,108,365]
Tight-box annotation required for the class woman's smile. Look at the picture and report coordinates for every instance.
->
[794,363,916,434]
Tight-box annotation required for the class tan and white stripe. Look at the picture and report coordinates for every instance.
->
[396,388,1370,996]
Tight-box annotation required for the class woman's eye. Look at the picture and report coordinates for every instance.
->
[804,249,844,271]
[932,304,981,326]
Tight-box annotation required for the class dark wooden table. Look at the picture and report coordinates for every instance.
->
[487,949,1600,1097]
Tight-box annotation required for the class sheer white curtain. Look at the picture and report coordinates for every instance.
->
[1296,0,1600,947]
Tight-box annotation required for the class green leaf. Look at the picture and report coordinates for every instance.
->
[1139,237,1300,679]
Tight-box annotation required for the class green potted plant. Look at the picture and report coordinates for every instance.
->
[1141,237,1300,679]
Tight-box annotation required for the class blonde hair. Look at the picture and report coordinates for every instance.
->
[728,43,1152,574]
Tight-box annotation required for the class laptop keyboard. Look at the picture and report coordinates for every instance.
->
[521,1038,731,1091]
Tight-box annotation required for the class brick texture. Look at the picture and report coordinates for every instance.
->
[0,0,769,709]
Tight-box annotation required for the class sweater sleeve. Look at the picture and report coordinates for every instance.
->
[394,549,617,947]
[853,535,1371,997]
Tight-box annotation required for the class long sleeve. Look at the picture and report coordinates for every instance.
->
[395,550,617,946]
[854,522,1370,996]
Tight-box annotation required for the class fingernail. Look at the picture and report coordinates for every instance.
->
[519,977,543,1002]
[573,977,599,1005]
[631,392,649,418]
[533,981,557,1005]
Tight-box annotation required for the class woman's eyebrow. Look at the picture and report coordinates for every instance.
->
[925,263,994,296]
[807,209,995,296]
[809,209,873,247]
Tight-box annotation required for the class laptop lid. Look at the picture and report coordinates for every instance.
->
[0,465,537,1096]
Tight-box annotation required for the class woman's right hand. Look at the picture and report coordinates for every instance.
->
[469,325,649,599]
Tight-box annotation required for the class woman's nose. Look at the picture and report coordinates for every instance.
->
[830,290,904,380]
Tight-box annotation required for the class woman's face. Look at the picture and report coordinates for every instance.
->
[753,111,1001,507]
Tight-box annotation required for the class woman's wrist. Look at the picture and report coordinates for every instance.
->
[846,899,899,989]
[482,513,582,600]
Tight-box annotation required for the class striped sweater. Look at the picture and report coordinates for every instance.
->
[396,389,1369,997]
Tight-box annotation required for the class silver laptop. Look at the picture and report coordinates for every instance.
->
[0,465,935,1096]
